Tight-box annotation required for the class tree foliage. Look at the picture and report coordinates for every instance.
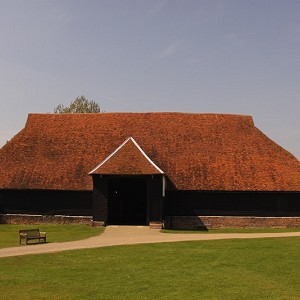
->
[54,96,101,113]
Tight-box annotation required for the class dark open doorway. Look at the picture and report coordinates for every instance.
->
[108,178,147,225]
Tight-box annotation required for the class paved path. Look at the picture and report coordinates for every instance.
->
[1,226,300,258]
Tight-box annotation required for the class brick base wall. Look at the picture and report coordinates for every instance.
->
[164,216,300,230]
[0,214,93,225]
[2,214,299,229]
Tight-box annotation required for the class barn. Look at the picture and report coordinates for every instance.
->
[0,113,299,228]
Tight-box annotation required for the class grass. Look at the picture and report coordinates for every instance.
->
[161,227,300,234]
[0,224,104,248]
[0,237,299,299]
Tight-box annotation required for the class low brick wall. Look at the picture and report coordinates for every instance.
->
[0,214,93,225]
[164,216,300,229]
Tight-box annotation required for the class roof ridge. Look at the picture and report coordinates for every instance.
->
[27,112,253,117]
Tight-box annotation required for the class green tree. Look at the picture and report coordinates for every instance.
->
[54,96,101,113]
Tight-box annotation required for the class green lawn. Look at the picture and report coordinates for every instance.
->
[0,237,299,299]
[0,224,104,248]
[162,227,300,234]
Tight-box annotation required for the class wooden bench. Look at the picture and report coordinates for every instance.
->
[19,229,47,245]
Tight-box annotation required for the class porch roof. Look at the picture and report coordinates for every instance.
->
[89,137,164,175]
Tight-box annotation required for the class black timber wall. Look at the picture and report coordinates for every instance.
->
[0,190,93,216]
[92,176,108,222]
[165,191,300,217]
[147,175,164,222]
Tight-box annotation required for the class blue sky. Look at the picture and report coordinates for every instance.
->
[0,0,299,159]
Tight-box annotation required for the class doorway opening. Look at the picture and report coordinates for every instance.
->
[108,178,147,225]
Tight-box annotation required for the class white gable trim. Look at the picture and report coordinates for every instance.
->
[130,137,164,174]
[89,137,164,174]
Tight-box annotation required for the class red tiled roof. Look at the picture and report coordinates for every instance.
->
[0,112,299,191]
